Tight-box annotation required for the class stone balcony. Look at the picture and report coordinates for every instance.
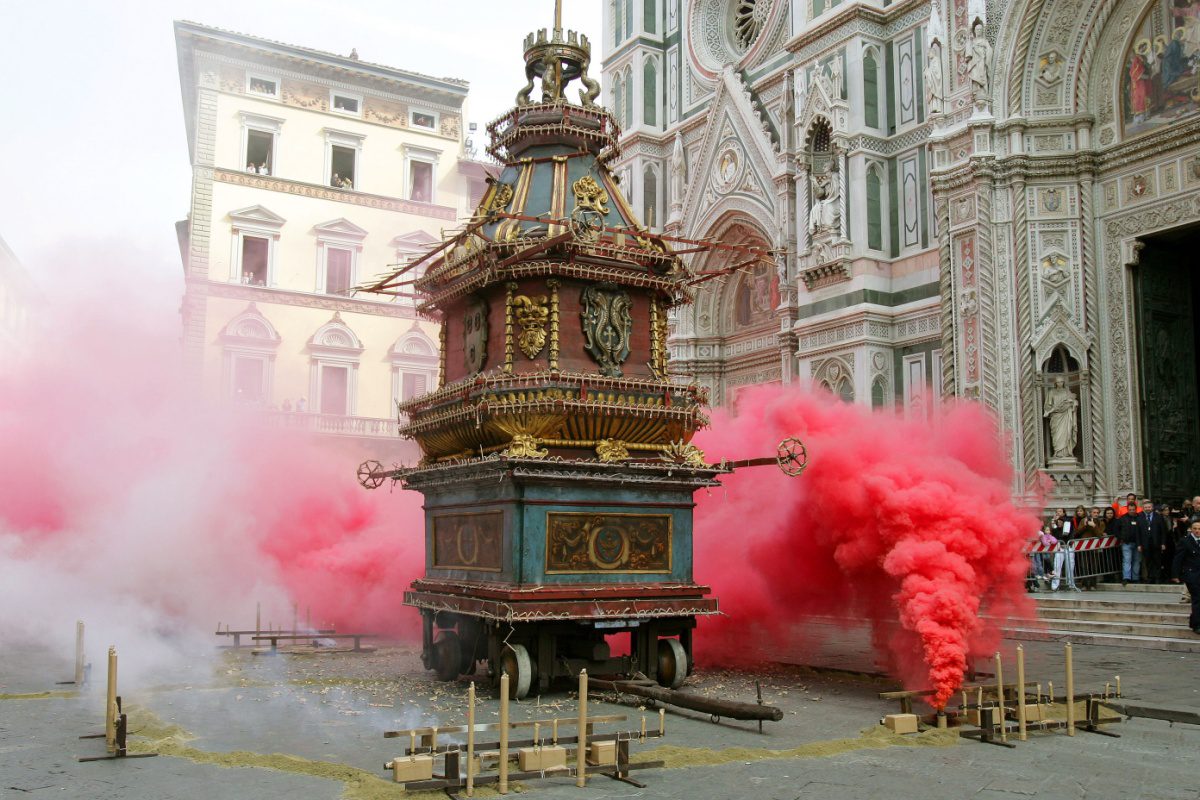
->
[262,410,400,438]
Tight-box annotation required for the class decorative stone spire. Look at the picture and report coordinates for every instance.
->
[926,0,945,47]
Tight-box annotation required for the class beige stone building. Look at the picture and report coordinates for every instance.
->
[174,22,487,456]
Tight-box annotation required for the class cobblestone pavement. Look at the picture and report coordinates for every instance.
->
[2,622,1198,800]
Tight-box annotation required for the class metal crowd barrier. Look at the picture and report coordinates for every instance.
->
[1026,536,1120,589]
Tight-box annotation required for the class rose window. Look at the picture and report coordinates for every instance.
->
[732,0,768,49]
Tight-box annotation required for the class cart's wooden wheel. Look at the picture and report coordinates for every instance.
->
[500,643,534,700]
[432,631,463,682]
[656,638,688,689]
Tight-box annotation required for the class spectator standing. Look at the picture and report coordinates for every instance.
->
[1113,493,1141,518]
[1102,506,1120,536]
[1118,502,1146,585]
[1171,521,1200,634]
[1139,500,1169,582]
[1052,512,1080,591]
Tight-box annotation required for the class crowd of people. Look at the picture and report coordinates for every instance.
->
[1030,494,1200,635]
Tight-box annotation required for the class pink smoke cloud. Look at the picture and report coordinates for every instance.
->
[692,384,1037,708]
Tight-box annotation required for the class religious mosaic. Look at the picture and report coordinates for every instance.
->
[545,512,672,573]
[432,512,504,571]
[1122,0,1200,138]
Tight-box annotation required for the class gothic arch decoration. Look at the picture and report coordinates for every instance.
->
[692,215,775,337]
[678,67,780,230]
[813,356,854,402]
[795,64,849,146]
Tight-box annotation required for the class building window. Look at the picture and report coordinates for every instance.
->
[246,73,279,98]
[612,74,624,127]
[871,377,887,409]
[643,58,658,127]
[614,0,623,46]
[309,315,363,416]
[403,145,440,204]
[391,327,439,414]
[239,112,283,176]
[410,109,438,130]
[330,145,356,188]
[623,66,633,130]
[228,204,285,287]
[232,356,267,404]
[245,129,274,175]
[318,364,350,415]
[325,129,364,191]
[642,165,658,228]
[410,160,433,202]
[240,235,269,285]
[866,164,883,251]
[625,0,633,39]
[644,0,656,32]
[863,49,880,129]
[314,218,368,296]
[331,91,361,115]
[324,247,353,296]
[220,305,280,407]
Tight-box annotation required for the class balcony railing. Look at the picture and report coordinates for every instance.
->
[262,410,399,438]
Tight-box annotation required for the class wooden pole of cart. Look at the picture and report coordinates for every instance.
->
[577,669,588,788]
[74,621,85,685]
[1016,644,1028,741]
[466,682,476,797]
[498,672,510,794]
[994,652,1007,743]
[104,647,117,753]
[1065,643,1075,736]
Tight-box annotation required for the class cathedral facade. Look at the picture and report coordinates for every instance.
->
[601,0,1200,505]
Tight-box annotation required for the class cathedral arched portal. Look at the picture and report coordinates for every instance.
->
[946,0,1200,504]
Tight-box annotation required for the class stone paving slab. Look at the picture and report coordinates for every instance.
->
[3,626,1200,800]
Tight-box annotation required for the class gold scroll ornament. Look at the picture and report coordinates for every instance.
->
[546,512,672,573]
[504,433,549,459]
[572,176,610,215]
[511,294,550,358]
[595,438,629,462]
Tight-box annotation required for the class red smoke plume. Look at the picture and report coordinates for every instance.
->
[692,385,1037,708]
[0,266,423,650]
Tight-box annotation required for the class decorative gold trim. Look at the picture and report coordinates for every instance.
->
[544,511,673,575]
[546,278,560,370]
[438,324,447,388]
[649,296,666,379]
[595,438,630,462]
[660,440,707,468]
[504,433,548,458]
[512,293,550,359]
[572,175,610,216]
[503,282,516,373]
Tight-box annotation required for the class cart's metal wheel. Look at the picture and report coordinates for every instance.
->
[356,460,387,489]
[656,638,688,689]
[432,631,463,682]
[500,643,534,700]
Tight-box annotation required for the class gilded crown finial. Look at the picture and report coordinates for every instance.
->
[514,0,601,108]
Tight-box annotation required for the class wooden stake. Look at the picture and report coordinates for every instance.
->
[640,714,646,743]
[995,652,1007,742]
[467,682,476,796]
[659,707,666,736]
[74,621,85,686]
[105,647,118,753]
[498,672,509,794]
[1016,645,1027,741]
[1115,675,1121,698]
[256,602,261,638]
[552,718,558,745]
[576,669,587,788]
[1065,643,1075,736]
[533,722,540,749]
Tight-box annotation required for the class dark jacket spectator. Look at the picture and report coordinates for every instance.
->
[1118,511,1144,545]
[1172,524,1200,633]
